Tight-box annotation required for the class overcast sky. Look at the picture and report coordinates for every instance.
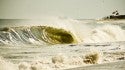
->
[0,0,125,19]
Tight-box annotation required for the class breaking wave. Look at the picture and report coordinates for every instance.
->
[0,26,77,45]
[0,18,125,45]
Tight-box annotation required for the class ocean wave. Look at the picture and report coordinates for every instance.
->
[0,26,77,45]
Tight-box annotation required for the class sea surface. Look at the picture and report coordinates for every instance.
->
[0,18,125,70]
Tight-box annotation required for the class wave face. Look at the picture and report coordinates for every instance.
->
[0,26,77,45]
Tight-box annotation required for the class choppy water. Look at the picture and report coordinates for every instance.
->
[0,18,125,70]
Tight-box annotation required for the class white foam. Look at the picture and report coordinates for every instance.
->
[0,57,17,70]
[83,25,125,43]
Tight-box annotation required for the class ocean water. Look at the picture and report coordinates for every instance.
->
[0,18,125,70]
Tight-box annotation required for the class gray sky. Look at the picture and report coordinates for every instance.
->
[0,0,125,19]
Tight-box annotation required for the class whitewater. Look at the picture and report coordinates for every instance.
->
[0,18,125,70]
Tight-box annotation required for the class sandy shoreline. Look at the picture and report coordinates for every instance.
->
[65,60,125,70]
